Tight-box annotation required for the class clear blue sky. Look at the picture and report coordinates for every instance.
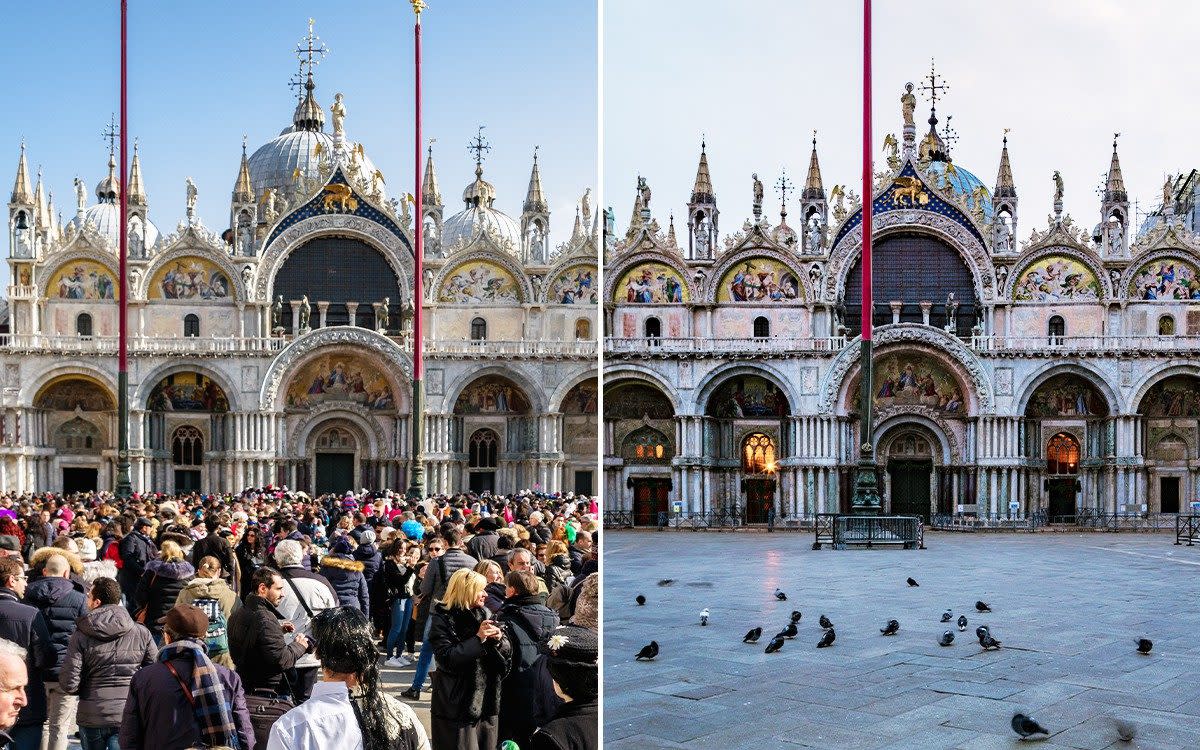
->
[606,0,1200,243]
[4,1,596,287]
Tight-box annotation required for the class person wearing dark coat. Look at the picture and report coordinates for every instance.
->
[134,542,195,644]
[543,542,573,594]
[496,571,561,750]
[59,577,156,750]
[317,537,369,614]
[524,513,551,546]
[234,525,268,601]
[466,518,500,562]
[117,520,157,612]
[528,624,598,750]
[189,517,238,592]
[0,557,55,750]
[119,605,254,750]
[428,569,512,750]
[23,553,87,750]
[227,566,310,697]
[351,530,382,585]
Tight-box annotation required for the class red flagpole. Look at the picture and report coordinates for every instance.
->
[115,0,132,498]
[860,0,872,342]
[407,1,427,499]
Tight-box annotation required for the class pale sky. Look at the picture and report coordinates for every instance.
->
[604,0,1198,242]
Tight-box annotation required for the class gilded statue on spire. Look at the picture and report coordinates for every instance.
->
[331,93,346,137]
[882,134,900,170]
[901,83,917,128]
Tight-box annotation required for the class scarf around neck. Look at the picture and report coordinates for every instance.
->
[158,639,240,749]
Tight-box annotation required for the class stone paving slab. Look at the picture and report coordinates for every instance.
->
[604,531,1200,749]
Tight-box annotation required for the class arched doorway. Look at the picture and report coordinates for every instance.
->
[741,433,777,523]
[1137,375,1200,513]
[172,426,204,492]
[313,425,357,495]
[1045,432,1080,518]
[885,431,936,520]
[604,379,675,524]
[34,375,115,493]
[468,428,499,494]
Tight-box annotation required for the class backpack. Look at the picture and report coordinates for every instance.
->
[190,596,229,656]
[503,615,561,725]
[545,582,573,622]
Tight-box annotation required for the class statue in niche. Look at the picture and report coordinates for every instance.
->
[695,216,710,254]
[945,292,959,331]
[241,265,253,289]
[992,215,1011,254]
[807,217,823,251]
[298,295,311,332]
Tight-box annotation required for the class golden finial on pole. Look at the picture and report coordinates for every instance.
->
[412,0,427,16]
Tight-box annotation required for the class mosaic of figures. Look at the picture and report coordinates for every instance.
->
[148,373,230,413]
[1139,376,1200,418]
[149,257,233,300]
[549,265,597,305]
[616,263,687,304]
[454,376,530,415]
[562,379,598,415]
[717,258,802,303]
[35,377,114,411]
[706,375,789,419]
[438,261,520,304]
[1025,374,1109,418]
[285,354,394,411]
[48,261,117,301]
[849,353,966,414]
[1130,259,1200,300]
[1013,256,1100,302]
[603,382,673,420]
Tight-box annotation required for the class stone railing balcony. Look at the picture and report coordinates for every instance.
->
[605,336,847,356]
[428,339,596,358]
[970,334,1200,355]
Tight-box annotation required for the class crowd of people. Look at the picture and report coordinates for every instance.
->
[0,486,599,750]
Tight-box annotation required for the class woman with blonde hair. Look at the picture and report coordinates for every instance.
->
[543,539,572,593]
[428,568,512,749]
[135,539,195,644]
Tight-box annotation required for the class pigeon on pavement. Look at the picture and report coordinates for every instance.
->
[976,600,991,612]
[699,608,709,626]
[817,629,836,648]
[880,619,899,636]
[743,627,762,644]
[940,610,952,623]
[635,594,645,606]
[774,588,788,601]
[1112,717,1137,742]
[978,628,1002,650]
[765,635,785,654]
[790,610,802,623]
[779,621,798,639]
[1135,638,1153,654]
[819,614,833,629]
[939,630,955,646]
[957,614,968,632]
[907,577,919,587]
[635,641,659,660]
[1011,713,1049,739]
[657,579,674,587]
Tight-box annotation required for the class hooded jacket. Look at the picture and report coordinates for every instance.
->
[135,559,195,633]
[351,542,382,585]
[174,576,241,668]
[23,575,87,680]
[0,588,53,727]
[59,604,157,728]
[496,593,561,745]
[318,554,369,613]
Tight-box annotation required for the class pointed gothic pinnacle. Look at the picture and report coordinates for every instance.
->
[34,167,47,226]
[667,212,678,247]
[233,136,254,203]
[128,140,148,207]
[571,205,583,242]
[1105,133,1127,202]
[690,138,715,204]
[523,146,547,214]
[994,131,1016,199]
[11,140,32,204]
[422,142,442,206]
[803,133,825,200]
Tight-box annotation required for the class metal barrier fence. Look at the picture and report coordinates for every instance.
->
[1175,515,1200,545]
[833,515,923,549]
[930,511,1181,533]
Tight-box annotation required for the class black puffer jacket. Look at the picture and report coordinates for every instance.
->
[544,554,572,592]
[496,594,561,746]
[135,559,195,635]
[23,576,87,680]
[0,588,53,728]
[352,543,382,585]
[227,593,307,694]
[59,604,156,728]
[318,554,369,613]
[428,602,512,724]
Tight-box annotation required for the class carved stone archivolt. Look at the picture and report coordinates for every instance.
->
[819,323,994,414]
[874,407,961,464]
[257,215,414,304]
[825,210,996,304]
[259,327,412,411]
[289,403,389,458]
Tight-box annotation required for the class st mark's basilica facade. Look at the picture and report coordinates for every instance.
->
[1,51,598,498]
[604,76,1200,525]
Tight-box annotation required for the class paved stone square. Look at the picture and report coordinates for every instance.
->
[604,531,1200,749]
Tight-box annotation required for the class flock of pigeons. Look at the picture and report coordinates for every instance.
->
[631,575,1155,743]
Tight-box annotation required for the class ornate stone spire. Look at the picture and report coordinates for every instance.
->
[96,146,120,204]
[1105,134,1127,203]
[690,138,715,204]
[803,134,825,200]
[422,142,442,206]
[128,140,148,207]
[46,189,59,240]
[571,206,583,242]
[233,137,254,203]
[523,146,547,214]
[667,212,677,247]
[10,141,32,204]
[34,167,46,226]
[994,132,1016,199]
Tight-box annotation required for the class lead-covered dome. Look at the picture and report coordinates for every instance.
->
[925,160,993,222]
[441,164,521,253]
